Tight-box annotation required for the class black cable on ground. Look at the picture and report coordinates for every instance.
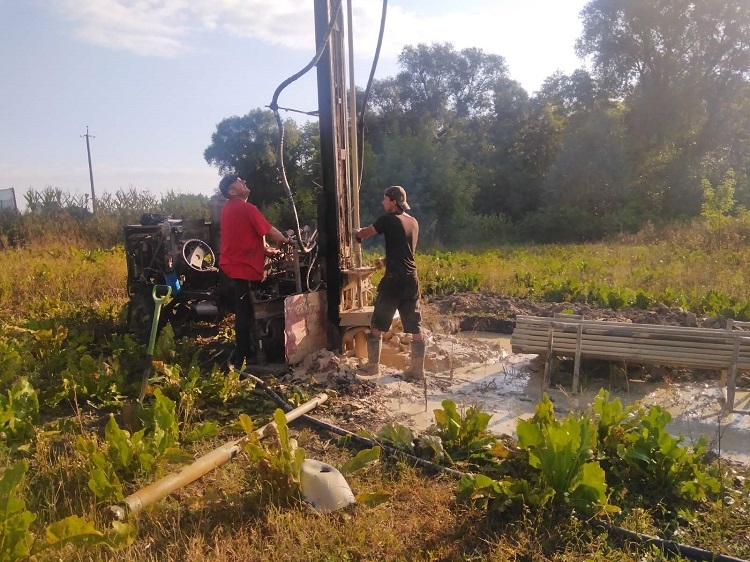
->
[242,372,464,479]
[240,371,750,562]
[592,519,748,562]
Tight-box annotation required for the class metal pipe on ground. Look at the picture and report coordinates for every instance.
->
[105,393,329,522]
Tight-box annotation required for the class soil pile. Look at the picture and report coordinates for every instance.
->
[425,291,727,333]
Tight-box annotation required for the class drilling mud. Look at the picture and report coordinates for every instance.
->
[287,293,750,464]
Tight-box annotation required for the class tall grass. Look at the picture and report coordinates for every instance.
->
[3,208,750,561]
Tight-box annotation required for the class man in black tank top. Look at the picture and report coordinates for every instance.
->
[354,186,425,381]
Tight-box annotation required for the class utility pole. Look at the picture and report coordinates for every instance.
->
[81,126,96,213]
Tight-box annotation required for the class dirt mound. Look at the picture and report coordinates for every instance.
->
[426,291,722,334]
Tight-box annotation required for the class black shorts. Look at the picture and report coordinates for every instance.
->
[370,273,421,334]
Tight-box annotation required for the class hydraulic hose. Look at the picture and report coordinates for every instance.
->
[267,0,344,253]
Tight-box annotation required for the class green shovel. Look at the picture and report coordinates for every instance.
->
[138,284,172,403]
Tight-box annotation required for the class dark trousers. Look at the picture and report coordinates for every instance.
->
[227,277,261,367]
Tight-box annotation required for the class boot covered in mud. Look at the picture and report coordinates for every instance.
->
[403,339,426,381]
[359,333,382,376]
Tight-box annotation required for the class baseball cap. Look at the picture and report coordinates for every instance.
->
[219,174,239,198]
[384,185,410,210]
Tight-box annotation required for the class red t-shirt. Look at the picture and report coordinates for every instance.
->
[219,199,272,281]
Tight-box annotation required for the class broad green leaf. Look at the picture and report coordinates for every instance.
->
[417,435,445,461]
[151,388,179,452]
[104,415,133,470]
[88,454,123,502]
[376,423,414,451]
[0,461,35,562]
[103,521,137,550]
[570,462,607,506]
[162,448,194,465]
[137,453,156,474]
[340,447,381,476]
[354,490,391,507]
[274,409,290,454]
[38,515,104,551]
[2,511,36,562]
[182,421,219,443]
[516,419,543,450]
[238,413,255,436]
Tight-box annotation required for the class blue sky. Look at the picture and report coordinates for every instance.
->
[0,0,589,206]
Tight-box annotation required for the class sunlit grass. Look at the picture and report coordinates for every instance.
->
[3,218,750,560]
[0,243,127,320]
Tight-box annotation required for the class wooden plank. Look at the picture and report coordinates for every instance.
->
[511,335,750,360]
[515,316,736,337]
[514,322,740,343]
[572,323,582,393]
[727,338,740,409]
[510,343,750,368]
[512,315,750,398]
[515,320,740,338]
[511,333,748,354]
[511,333,750,354]
[510,345,748,370]
[512,330,741,350]
[512,337,744,357]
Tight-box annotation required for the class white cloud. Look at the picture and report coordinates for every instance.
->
[53,0,195,56]
[50,0,319,56]
[48,0,587,91]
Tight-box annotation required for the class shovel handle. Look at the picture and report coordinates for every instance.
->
[152,284,172,304]
[139,285,172,403]
[148,285,171,353]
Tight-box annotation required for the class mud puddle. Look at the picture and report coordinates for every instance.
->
[292,331,750,464]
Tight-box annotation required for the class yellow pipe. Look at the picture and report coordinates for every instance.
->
[105,393,328,522]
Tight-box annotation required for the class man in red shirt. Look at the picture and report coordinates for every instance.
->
[218,174,290,371]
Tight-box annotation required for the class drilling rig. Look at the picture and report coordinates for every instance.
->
[123,0,377,363]
[311,0,375,357]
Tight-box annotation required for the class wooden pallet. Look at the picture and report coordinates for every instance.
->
[511,315,750,410]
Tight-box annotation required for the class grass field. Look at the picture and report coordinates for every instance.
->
[2,217,750,561]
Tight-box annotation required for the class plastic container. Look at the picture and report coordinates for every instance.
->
[299,459,356,513]
[164,271,181,293]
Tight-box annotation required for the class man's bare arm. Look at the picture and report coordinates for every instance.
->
[355,225,377,243]
[266,227,291,245]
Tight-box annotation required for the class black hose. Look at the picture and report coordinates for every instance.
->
[241,372,747,562]
[267,0,344,252]
[242,372,464,479]
[592,519,748,562]
[357,0,388,185]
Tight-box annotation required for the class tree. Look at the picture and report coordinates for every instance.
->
[576,0,750,96]
[537,69,604,117]
[204,109,302,209]
[544,105,634,219]
[367,43,508,138]
[360,128,477,245]
[576,0,750,220]
[360,43,506,243]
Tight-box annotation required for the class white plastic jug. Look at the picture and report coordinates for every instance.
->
[300,459,356,513]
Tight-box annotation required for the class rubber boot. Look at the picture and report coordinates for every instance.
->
[403,339,426,381]
[359,333,382,376]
